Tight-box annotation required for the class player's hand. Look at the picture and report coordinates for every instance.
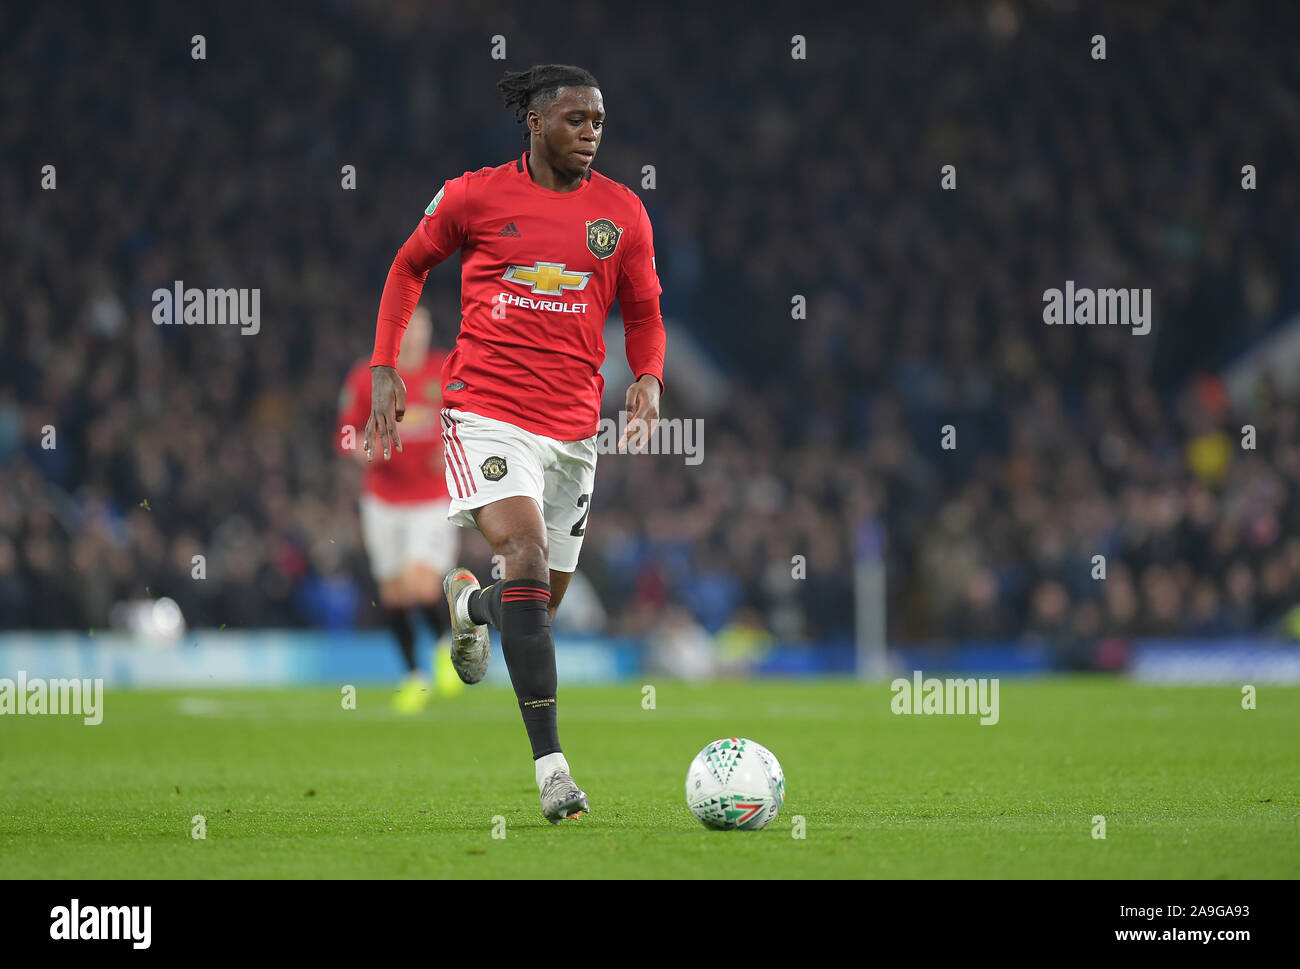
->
[619,374,661,453]
[364,366,406,461]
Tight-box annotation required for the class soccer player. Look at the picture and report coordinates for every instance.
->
[363,64,666,822]
[338,305,457,713]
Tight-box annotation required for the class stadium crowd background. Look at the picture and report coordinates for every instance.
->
[2,1,1299,661]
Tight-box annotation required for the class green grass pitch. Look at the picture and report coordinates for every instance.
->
[1,679,1295,878]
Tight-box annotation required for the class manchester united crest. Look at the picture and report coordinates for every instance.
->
[585,218,623,259]
[481,456,508,481]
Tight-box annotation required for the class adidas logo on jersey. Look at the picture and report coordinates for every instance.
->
[498,222,522,237]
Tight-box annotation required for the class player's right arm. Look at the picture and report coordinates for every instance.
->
[365,177,469,461]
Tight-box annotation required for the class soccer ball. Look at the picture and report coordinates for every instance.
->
[685,737,785,830]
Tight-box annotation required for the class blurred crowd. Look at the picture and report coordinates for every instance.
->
[2,0,1299,647]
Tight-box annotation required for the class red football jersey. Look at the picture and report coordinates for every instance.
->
[336,351,450,503]
[374,151,664,440]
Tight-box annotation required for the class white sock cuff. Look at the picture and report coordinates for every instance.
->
[535,752,569,789]
[455,584,474,619]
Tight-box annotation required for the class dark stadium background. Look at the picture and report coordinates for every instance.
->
[2,0,1299,680]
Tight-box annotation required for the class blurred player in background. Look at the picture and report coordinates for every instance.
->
[337,305,458,713]
[364,64,666,822]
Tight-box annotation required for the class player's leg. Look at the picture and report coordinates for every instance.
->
[545,569,573,623]
[360,496,428,712]
[514,435,599,819]
[458,495,548,628]
[400,498,456,639]
[407,562,446,631]
[439,408,519,683]
[470,500,564,749]
[439,408,545,683]
[437,408,587,821]
[454,495,585,822]
[379,574,432,713]
[539,434,599,618]
[402,499,460,693]
[378,576,418,670]
[459,447,590,633]
[396,561,460,699]
[466,560,573,627]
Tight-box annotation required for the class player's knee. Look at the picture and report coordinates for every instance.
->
[404,564,442,603]
[496,535,548,582]
[378,578,410,609]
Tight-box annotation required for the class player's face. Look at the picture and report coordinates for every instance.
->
[537,86,604,178]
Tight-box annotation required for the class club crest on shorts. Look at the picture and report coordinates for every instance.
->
[585,218,623,259]
[480,456,508,481]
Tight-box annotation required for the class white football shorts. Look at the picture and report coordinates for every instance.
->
[439,407,597,574]
[359,495,459,582]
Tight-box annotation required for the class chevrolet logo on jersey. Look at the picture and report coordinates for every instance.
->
[502,261,592,296]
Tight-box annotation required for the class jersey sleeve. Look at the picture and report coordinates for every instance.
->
[416,175,471,261]
[619,294,666,393]
[615,196,663,304]
[370,175,471,368]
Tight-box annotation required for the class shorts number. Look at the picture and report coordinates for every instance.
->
[570,493,591,537]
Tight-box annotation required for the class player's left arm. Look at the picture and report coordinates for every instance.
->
[616,198,666,452]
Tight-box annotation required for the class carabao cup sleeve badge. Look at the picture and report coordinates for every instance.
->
[585,219,623,259]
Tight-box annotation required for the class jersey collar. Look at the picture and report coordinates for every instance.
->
[517,151,593,196]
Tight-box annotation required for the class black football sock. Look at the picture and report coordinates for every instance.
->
[420,602,448,639]
[467,581,503,629]
[499,579,561,759]
[388,607,418,674]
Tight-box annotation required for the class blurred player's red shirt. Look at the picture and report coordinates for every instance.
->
[336,352,450,503]
[372,151,665,441]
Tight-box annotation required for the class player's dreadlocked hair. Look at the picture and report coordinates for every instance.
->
[498,65,601,143]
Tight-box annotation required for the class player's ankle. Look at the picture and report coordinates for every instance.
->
[534,751,569,789]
